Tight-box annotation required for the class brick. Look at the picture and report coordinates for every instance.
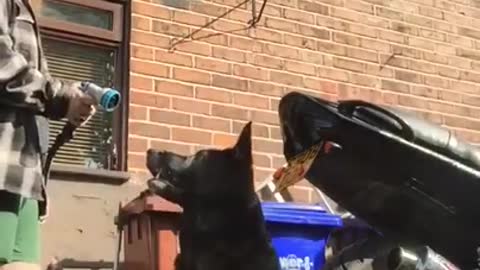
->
[234,64,268,80]
[283,8,315,24]
[270,71,303,86]
[391,22,418,36]
[451,81,477,94]
[317,41,347,56]
[436,44,456,55]
[410,86,438,98]
[391,45,421,58]
[448,57,472,70]
[132,16,151,31]
[375,7,403,20]
[298,0,329,15]
[381,79,410,93]
[348,24,377,38]
[173,68,211,85]
[155,80,193,97]
[254,55,283,69]
[424,75,449,88]
[192,116,230,132]
[418,6,443,19]
[262,43,300,60]
[285,61,316,76]
[172,98,210,114]
[444,116,480,131]
[395,70,422,84]
[297,25,330,39]
[133,2,171,19]
[230,36,261,52]
[233,93,270,109]
[265,17,296,32]
[408,60,436,74]
[437,66,460,79]
[349,0,374,14]
[270,98,281,111]
[283,34,316,50]
[253,153,271,168]
[251,110,279,125]
[338,84,382,102]
[438,90,462,103]
[129,105,148,120]
[316,15,348,31]
[288,187,311,203]
[269,0,296,8]
[155,50,193,67]
[304,78,337,93]
[193,29,228,46]
[432,20,454,33]
[130,91,170,107]
[405,14,433,28]
[228,9,250,23]
[380,54,409,69]
[251,29,283,43]
[447,35,473,49]
[317,66,350,82]
[131,60,169,78]
[212,104,249,120]
[232,121,269,138]
[423,52,448,64]
[331,7,361,22]
[334,32,361,46]
[131,75,153,91]
[129,137,148,153]
[213,47,246,63]
[195,87,232,103]
[131,30,170,48]
[150,109,191,126]
[213,133,237,148]
[462,95,480,107]
[300,51,323,65]
[397,95,429,109]
[253,138,283,154]
[348,73,378,87]
[248,81,284,96]
[128,153,146,169]
[172,10,208,26]
[211,75,248,91]
[420,29,446,41]
[365,63,394,78]
[460,71,480,84]
[172,127,211,144]
[408,37,435,50]
[190,1,227,17]
[129,122,170,139]
[346,47,378,63]
[174,41,211,56]
[150,141,192,156]
[377,29,406,44]
[152,21,189,37]
[195,57,231,74]
[260,2,283,16]
[458,27,480,39]
[456,48,480,61]
[333,57,365,73]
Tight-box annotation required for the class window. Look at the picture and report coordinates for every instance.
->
[37,0,130,172]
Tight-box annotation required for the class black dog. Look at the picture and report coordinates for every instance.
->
[146,122,280,270]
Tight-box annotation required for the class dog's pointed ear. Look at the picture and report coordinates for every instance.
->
[233,121,252,161]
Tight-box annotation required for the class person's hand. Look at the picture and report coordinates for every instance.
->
[66,82,96,127]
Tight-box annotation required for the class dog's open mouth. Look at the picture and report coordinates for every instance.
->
[147,168,183,195]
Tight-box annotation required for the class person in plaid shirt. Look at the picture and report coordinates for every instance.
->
[0,0,95,269]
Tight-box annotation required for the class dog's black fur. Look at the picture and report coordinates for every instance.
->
[146,122,280,270]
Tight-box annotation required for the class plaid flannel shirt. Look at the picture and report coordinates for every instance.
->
[0,0,74,207]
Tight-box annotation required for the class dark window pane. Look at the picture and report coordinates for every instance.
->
[40,0,114,30]
[42,37,116,169]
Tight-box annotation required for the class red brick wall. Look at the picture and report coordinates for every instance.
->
[128,0,480,203]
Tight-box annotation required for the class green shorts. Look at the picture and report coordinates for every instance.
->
[0,190,40,265]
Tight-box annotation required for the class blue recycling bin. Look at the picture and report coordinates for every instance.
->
[261,202,343,270]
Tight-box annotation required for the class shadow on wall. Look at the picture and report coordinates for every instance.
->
[46,258,123,270]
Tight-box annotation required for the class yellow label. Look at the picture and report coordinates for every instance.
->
[273,142,323,193]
